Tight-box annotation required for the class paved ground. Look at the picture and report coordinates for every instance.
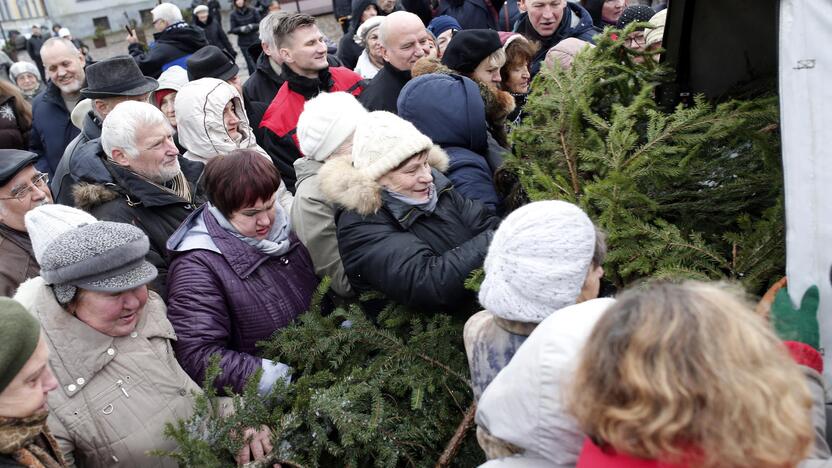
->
[79,11,344,81]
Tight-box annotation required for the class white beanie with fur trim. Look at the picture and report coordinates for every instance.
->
[351,111,433,181]
[297,92,367,162]
[479,200,596,323]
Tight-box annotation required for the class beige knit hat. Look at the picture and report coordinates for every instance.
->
[351,111,433,181]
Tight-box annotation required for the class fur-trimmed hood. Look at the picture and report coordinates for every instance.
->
[73,181,119,213]
[412,57,515,130]
[317,146,449,216]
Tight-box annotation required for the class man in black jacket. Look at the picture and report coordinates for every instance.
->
[192,5,237,59]
[25,25,46,79]
[359,11,430,113]
[74,101,204,298]
[127,2,208,78]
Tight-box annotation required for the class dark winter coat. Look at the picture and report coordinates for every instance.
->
[193,15,236,58]
[319,148,500,314]
[337,0,378,70]
[260,66,364,191]
[166,205,318,394]
[514,2,596,76]
[128,22,208,78]
[191,0,222,20]
[436,0,506,31]
[25,33,45,71]
[29,81,80,177]
[0,94,28,149]
[229,6,261,49]
[51,111,105,206]
[398,73,502,214]
[0,224,38,297]
[73,155,205,298]
[402,0,432,26]
[497,0,521,31]
[358,61,411,113]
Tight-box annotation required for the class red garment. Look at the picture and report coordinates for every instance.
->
[783,340,824,373]
[577,439,693,468]
[259,66,363,150]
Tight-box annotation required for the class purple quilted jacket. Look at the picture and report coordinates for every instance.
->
[165,205,319,394]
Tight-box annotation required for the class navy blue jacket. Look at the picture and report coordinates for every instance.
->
[29,82,80,178]
[437,0,506,30]
[398,73,502,214]
[514,1,596,76]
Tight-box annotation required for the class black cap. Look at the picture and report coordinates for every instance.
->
[187,45,239,81]
[80,55,159,99]
[441,29,502,74]
[0,150,38,188]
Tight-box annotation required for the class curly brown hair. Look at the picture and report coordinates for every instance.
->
[499,37,539,88]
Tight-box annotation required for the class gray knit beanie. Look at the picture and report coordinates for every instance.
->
[24,205,157,304]
[479,200,596,323]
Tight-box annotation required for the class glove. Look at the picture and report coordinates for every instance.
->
[257,359,291,396]
[772,285,820,349]
[242,24,254,33]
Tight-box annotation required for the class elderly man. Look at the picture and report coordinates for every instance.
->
[74,101,204,298]
[259,13,363,191]
[29,38,86,178]
[127,2,208,78]
[514,0,595,75]
[0,150,52,296]
[51,56,159,206]
[358,11,430,114]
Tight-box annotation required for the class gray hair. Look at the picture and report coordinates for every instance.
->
[40,37,79,56]
[259,11,289,47]
[102,101,170,159]
[152,3,183,25]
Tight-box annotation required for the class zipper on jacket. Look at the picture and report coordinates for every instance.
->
[115,379,130,398]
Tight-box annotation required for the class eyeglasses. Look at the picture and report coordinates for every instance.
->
[0,173,49,201]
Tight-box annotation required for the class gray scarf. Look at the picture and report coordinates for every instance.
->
[383,183,439,214]
[208,202,292,256]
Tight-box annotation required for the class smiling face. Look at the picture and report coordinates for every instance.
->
[41,41,86,95]
[378,151,433,201]
[520,0,565,37]
[381,15,431,71]
[70,286,149,337]
[0,336,57,418]
[504,61,531,93]
[229,193,277,239]
[279,24,328,78]
[15,72,39,93]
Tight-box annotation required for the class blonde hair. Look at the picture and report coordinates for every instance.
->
[484,47,506,69]
[567,281,813,468]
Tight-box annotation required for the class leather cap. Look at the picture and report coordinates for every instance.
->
[0,149,38,188]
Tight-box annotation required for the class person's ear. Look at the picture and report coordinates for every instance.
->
[92,99,109,117]
[110,148,131,167]
[518,0,527,12]
[381,45,390,63]
[278,47,292,63]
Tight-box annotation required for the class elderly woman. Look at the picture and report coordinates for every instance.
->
[319,111,500,314]
[499,34,538,125]
[8,62,43,103]
[353,16,384,79]
[175,78,293,212]
[0,298,64,467]
[338,0,379,70]
[150,65,188,129]
[14,204,272,467]
[166,150,318,395]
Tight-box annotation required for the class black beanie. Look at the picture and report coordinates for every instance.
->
[616,5,656,30]
[441,29,502,73]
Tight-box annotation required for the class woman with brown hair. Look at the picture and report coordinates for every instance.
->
[499,34,538,125]
[567,281,820,468]
[0,81,32,150]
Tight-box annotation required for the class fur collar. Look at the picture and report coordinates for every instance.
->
[318,146,449,216]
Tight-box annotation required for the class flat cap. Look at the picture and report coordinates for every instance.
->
[0,149,38,188]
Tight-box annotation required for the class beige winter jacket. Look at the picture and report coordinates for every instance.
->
[14,277,202,468]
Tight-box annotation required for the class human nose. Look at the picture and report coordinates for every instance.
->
[418,166,433,183]
[123,291,141,310]
[42,367,58,393]
[256,211,272,227]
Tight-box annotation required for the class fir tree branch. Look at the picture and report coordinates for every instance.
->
[435,404,477,468]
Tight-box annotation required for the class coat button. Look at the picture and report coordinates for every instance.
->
[106,348,115,356]
[76,377,85,386]
[281,257,289,265]
[130,332,138,338]
[67,384,77,392]
[179,388,187,396]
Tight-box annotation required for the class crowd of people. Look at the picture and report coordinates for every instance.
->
[0,0,828,467]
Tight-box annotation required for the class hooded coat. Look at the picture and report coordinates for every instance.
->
[436,0,506,30]
[398,73,502,214]
[13,277,201,468]
[175,78,294,213]
[29,81,81,178]
[318,148,500,313]
[128,22,208,78]
[165,204,319,394]
[514,2,596,76]
[193,14,236,58]
[338,0,378,70]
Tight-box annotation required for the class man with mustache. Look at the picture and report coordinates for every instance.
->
[0,150,52,296]
[28,38,86,179]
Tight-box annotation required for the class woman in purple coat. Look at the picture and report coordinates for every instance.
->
[166,149,319,395]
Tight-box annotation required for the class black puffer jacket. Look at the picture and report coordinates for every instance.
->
[193,14,236,57]
[128,22,208,78]
[229,6,261,49]
[319,148,500,314]
[73,155,205,297]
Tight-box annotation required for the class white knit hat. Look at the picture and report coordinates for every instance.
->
[354,16,384,47]
[351,111,433,181]
[479,200,597,323]
[25,204,98,265]
[297,92,367,162]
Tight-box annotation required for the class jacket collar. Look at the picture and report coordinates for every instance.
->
[41,81,70,111]
[381,61,412,84]
[255,51,282,84]
[102,156,203,208]
[82,111,102,140]
[283,65,333,100]
[382,171,451,229]
[17,278,175,399]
